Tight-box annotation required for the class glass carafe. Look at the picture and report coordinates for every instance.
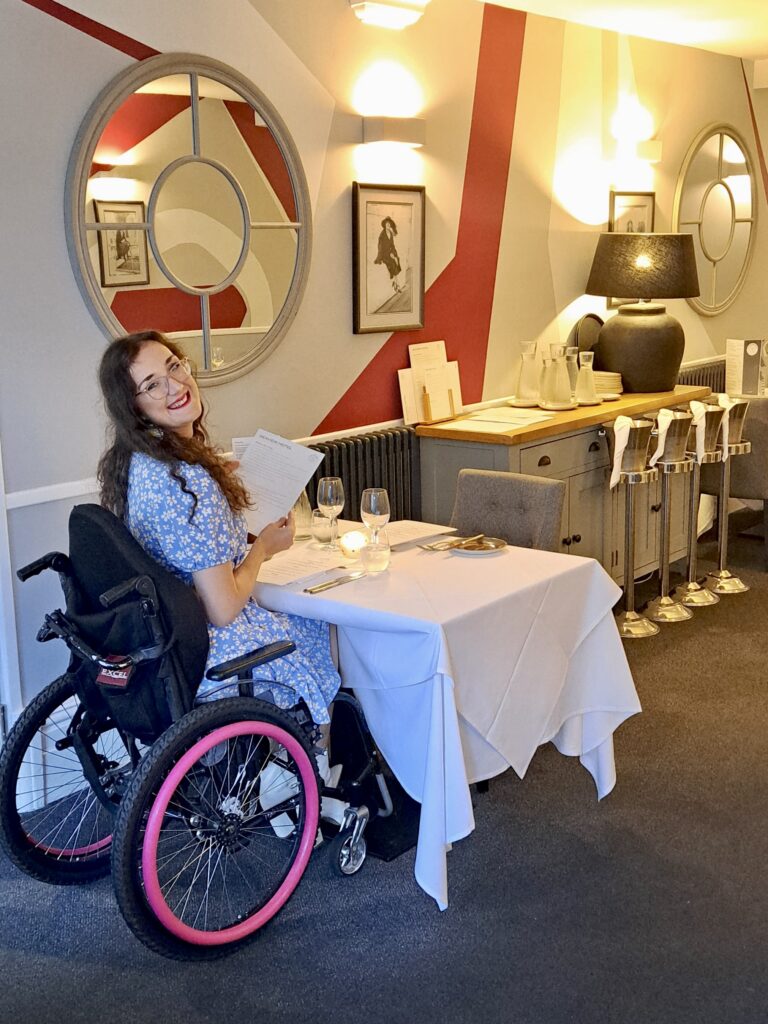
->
[540,344,574,409]
[513,343,539,406]
[575,350,600,405]
[538,358,553,407]
[565,346,579,402]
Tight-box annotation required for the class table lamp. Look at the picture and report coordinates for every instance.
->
[585,233,700,392]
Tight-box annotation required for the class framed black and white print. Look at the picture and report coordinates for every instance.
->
[352,182,425,334]
[93,200,150,288]
[607,190,656,307]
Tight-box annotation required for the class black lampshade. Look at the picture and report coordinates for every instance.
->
[586,232,700,300]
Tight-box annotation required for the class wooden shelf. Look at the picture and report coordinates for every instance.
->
[414,386,711,446]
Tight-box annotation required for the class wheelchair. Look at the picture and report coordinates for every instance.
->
[0,504,393,959]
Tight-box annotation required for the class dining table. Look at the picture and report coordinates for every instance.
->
[254,522,642,910]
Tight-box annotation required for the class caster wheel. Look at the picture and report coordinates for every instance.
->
[328,826,366,877]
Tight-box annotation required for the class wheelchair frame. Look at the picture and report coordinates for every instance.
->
[0,504,392,960]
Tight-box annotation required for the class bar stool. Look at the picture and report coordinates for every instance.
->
[645,409,694,624]
[617,464,660,638]
[646,458,694,622]
[706,439,752,594]
[672,403,725,608]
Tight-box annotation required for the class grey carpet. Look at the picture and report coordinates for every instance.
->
[1,520,766,1024]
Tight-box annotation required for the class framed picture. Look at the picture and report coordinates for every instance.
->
[607,191,656,307]
[609,190,655,233]
[93,200,150,288]
[352,182,425,334]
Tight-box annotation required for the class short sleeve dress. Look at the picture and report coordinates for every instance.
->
[126,452,340,724]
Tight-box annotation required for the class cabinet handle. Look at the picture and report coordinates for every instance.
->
[562,536,572,546]
[588,441,600,452]
[572,534,581,543]
[538,455,551,467]
[651,502,662,513]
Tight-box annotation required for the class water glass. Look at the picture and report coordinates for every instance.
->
[316,477,345,549]
[311,509,333,548]
[360,528,391,573]
[360,488,390,539]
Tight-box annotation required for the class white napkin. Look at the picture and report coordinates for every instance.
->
[610,415,632,488]
[689,401,708,464]
[715,393,736,460]
[648,408,674,467]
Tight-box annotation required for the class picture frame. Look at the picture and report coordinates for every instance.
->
[352,182,425,334]
[93,200,150,288]
[607,190,656,309]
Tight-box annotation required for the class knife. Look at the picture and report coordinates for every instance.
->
[303,571,366,594]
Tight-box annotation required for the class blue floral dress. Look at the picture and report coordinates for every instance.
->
[126,452,340,723]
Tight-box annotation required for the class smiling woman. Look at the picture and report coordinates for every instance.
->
[96,331,340,719]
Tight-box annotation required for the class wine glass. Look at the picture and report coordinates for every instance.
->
[360,488,390,541]
[316,477,345,549]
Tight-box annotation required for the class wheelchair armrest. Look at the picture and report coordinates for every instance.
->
[17,551,71,582]
[205,640,296,682]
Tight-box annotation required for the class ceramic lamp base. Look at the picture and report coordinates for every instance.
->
[595,303,684,393]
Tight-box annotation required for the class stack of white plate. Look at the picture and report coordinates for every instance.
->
[594,371,623,394]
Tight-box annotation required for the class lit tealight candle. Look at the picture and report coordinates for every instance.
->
[339,530,367,561]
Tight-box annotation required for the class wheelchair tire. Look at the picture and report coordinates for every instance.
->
[111,698,320,960]
[0,675,135,885]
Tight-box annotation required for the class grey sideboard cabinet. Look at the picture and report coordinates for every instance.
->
[417,387,712,589]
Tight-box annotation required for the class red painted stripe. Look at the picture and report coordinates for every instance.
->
[224,102,298,221]
[741,60,768,203]
[314,5,527,435]
[91,94,192,171]
[19,0,157,59]
[111,286,247,334]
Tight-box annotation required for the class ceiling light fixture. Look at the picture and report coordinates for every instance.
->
[349,0,431,30]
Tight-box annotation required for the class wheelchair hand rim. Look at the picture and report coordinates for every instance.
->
[142,720,319,946]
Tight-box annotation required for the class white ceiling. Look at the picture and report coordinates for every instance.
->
[481,1,768,61]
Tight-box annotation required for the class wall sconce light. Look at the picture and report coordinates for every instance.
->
[363,116,425,147]
[349,0,430,30]
[88,174,139,201]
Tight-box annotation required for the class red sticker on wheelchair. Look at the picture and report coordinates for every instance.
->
[96,656,134,688]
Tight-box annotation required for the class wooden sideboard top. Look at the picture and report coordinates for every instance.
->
[414,385,712,446]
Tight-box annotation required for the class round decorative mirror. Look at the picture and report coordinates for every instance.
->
[672,124,756,316]
[65,54,312,384]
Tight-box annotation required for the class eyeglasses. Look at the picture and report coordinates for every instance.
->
[135,358,193,400]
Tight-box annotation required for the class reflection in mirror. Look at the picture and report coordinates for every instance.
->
[68,55,311,383]
[672,125,755,316]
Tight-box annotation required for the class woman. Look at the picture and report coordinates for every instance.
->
[374,216,402,293]
[97,330,340,724]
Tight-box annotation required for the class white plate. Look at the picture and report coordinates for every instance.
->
[600,393,621,401]
[449,537,507,556]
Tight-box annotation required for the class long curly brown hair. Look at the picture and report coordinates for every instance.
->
[97,330,250,521]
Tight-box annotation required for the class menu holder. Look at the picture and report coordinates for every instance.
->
[398,361,463,425]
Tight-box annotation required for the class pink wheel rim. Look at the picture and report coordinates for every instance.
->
[142,721,319,946]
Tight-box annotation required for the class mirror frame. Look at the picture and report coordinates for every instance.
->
[65,52,312,385]
[672,122,757,317]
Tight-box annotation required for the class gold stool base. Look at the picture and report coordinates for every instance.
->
[645,595,694,623]
[616,610,660,639]
[706,570,750,595]
[672,581,720,607]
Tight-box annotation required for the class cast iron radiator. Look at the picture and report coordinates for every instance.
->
[305,427,421,522]
[677,358,726,391]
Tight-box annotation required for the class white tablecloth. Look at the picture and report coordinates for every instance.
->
[255,538,641,909]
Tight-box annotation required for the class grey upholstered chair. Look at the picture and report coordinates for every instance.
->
[700,396,768,569]
[449,469,566,552]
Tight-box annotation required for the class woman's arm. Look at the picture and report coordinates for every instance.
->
[192,514,295,627]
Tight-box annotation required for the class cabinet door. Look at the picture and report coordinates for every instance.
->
[667,471,691,563]
[567,468,608,563]
[610,477,660,582]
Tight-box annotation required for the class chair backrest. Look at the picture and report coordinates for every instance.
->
[66,504,210,737]
[449,470,566,552]
[700,397,768,500]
